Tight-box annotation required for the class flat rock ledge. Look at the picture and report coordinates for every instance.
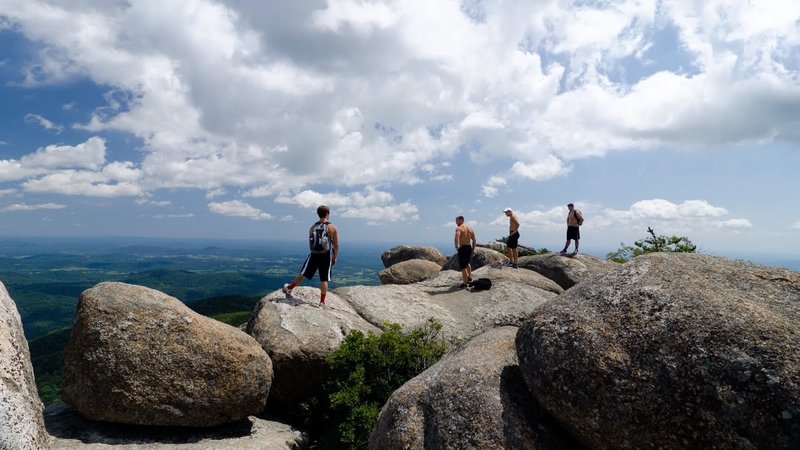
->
[336,266,559,343]
[44,402,308,450]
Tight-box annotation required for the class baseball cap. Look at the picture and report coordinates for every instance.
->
[503,208,512,212]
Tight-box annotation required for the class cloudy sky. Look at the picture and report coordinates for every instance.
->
[0,0,798,258]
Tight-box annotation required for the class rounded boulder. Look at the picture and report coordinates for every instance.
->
[516,253,800,449]
[62,282,272,427]
[379,259,442,285]
[381,245,447,268]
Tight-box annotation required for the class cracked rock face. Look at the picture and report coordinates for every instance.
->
[516,253,800,449]
[62,282,272,427]
[0,280,48,450]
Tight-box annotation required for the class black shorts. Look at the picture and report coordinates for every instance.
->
[457,245,472,270]
[507,231,520,249]
[567,226,580,240]
[300,251,333,282]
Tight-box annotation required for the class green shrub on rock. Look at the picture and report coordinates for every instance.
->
[320,318,448,450]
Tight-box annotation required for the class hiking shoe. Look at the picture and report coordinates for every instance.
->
[318,301,326,309]
[572,250,578,255]
[559,250,567,254]
[282,283,294,298]
[511,263,518,269]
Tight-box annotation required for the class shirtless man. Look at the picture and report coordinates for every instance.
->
[560,203,582,255]
[454,216,477,288]
[503,208,520,268]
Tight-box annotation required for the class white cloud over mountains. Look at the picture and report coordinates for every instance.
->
[0,0,798,221]
[492,199,752,233]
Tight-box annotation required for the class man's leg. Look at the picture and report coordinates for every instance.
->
[573,239,579,253]
[561,239,570,253]
[283,274,305,297]
[319,281,328,306]
[461,268,469,286]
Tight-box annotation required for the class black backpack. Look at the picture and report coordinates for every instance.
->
[308,221,331,253]
[468,278,492,291]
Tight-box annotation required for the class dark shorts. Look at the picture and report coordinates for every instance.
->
[457,245,472,270]
[567,226,580,240]
[300,251,333,282]
[507,231,520,249]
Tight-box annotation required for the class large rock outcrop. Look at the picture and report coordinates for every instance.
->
[379,259,441,285]
[246,287,380,408]
[516,253,800,449]
[381,245,447,268]
[44,402,308,449]
[370,326,583,450]
[62,282,272,427]
[441,246,508,271]
[0,281,48,450]
[517,252,618,289]
[336,265,561,343]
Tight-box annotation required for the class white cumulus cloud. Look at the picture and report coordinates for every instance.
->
[1,202,66,212]
[208,200,271,220]
[0,0,798,202]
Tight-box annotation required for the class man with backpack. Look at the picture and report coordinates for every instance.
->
[560,203,583,255]
[283,205,339,308]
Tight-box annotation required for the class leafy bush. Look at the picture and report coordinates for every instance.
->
[318,318,448,450]
[607,227,697,263]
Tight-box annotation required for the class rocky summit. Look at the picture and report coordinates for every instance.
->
[62,282,272,427]
[516,253,800,449]
[1,246,799,449]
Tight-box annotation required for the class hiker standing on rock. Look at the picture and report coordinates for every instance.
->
[560,203,582,255]
[504,208,520,268]
[454,216,476,288]
[283,205,339,308]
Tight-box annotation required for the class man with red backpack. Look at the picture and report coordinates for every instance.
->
[283,205,339,308]
[560,203,583,255]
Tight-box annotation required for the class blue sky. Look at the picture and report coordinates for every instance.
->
[0,0,799,259]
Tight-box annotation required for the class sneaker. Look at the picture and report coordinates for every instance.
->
[559,250,567,255]
[572,250,578,255]
[318,301,326,309]
[511,263,518,269]
[282,283,293,298]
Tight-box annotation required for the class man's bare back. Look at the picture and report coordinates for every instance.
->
[455,223,476,248]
